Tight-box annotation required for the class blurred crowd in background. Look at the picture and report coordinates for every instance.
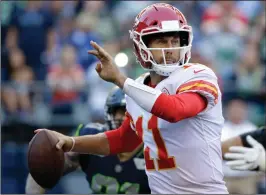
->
[1,0,265,194]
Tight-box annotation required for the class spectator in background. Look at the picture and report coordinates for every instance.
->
[41,29,61,67]
[69,11,101,70]
[81,1,117,41]
[201,1,249,37]
[221,98,259,194]
[222,99,257,140]
[226,42,266,93]
[55,15,75,48]
[41,14,75,66]
[2,48,34,117]
[236,1,264,21]
[41,1,64,23]
[43,1,79,23]
[8,1,54,80]
[198,11,245,78]
[1,1,16,47]
[249,10,266,65]
[47,45,85,114]
[257,13,266,65]
[1,19,19,78]
[86,61,114,122]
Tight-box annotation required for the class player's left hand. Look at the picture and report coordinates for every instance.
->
[224,135,266,171]
[88,41,127,88]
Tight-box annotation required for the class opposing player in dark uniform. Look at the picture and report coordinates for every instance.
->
[222,126,266,172]
[25,87,150,194]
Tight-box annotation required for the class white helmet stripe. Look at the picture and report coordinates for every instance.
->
[161,20,180,30]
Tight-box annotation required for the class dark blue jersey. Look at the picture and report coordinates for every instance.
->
[240,126,266,149]
[74,123,150,194]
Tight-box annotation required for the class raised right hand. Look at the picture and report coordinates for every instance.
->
[34,129,74,152]
[87,41,127,88]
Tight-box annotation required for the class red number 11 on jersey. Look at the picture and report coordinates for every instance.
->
[136,115,177,171]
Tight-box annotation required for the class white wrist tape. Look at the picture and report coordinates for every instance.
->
[123,78,162,112]
[69,137,75,152]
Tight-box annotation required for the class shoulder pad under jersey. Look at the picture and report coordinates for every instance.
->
[135,72,150,84]
[75,123,108,136]
[84,123,107,132]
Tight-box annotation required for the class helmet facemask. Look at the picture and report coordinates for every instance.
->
[130,23,193,76]
[105,106,126,130]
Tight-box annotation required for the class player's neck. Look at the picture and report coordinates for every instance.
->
[150,71,167,86]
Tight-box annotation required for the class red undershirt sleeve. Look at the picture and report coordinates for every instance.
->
[104,116,142,154]
[151,92,207,123]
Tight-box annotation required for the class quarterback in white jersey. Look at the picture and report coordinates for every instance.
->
[125,64,226,194]
[34,3,228,194]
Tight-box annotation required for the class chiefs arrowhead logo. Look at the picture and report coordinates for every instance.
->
[162,87,170,95]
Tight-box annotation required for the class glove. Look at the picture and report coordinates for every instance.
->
[224,135,265,172]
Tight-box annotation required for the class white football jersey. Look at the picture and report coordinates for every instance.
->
[125,64,228,194]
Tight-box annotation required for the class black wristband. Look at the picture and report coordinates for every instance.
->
[240,126,266,148]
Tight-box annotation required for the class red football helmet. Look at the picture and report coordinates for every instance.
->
[129,3,193,76]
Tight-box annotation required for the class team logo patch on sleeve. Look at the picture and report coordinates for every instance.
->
[162,87,170,95]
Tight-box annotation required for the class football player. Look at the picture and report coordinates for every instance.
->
[222,126,266,172]
[35,3,228,194]
[26,87,150,194]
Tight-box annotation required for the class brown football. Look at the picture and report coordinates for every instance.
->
[27,130,65,189]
